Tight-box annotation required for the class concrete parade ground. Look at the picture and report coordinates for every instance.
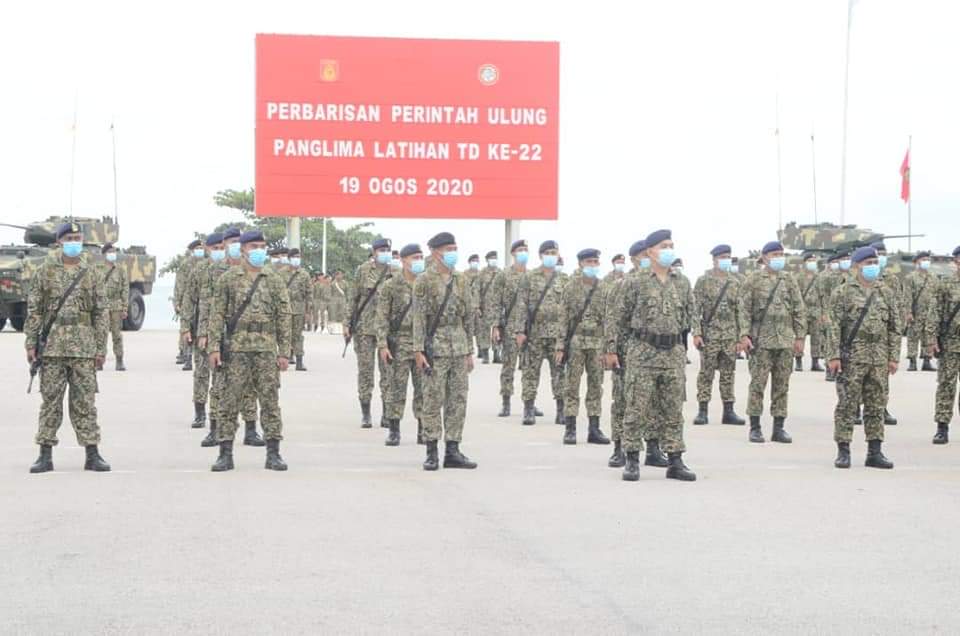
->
[1,329,958,634]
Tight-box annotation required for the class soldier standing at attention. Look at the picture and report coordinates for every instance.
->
[871,241,901,425]
[737,241,806,444]
[817,252,847,381]
[180,233,216,428]
[925,246,960,445]
[413,232,477,471]
[605,254,627,285]
[556,248,611,445]
[691,244,745,426]
[492,240,529,417]
[608,229,696,482]
[285,248,313,371]
[98,242,129,371]
[795,252,824,372]
[514,240,565,426]
[26,222,111,473]
[477,250,500,363]
[826,246,899,469]
[313,273,328,333]
[904,251,937,372]
[175,239,203,365]
[377,243,426,447]
[464,254,482,355]
[327,270,348,335]
[347,238,393,428]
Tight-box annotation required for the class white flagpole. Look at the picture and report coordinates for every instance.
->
[840,0,857,225]
[907,135,912,252]
[69,91,79,217]
[775,92,783,231]
[811,131,818,223]
[110,120,119,223]
[322,217,328,274]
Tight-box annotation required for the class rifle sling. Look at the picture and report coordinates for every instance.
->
[427,277,456,342]
[226,274,265,336]
[351,268,388,329]
[701,279,731,339]
[525,271,558,336]
[564,283,598,353]
[752,277,782,342]
[38,267,89,345]
[843,290,877,352]
[940,301,960,341]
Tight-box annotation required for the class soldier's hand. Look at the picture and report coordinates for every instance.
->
[516,333,526,347]
[906,314,914,324]
[197,336,207,350]
[415,352,429,371]
[888,361,899,375]
[94,354,105,368]
[209,352,221,368]
[380,347,393,365]
[928,343,940,358]
[277,357,289,372]
[692,335,704,350]
[827,358,842,374]
[793,339,805,356]
[466,355,474,373]
[554,351,565,366]
[343,326,351,339]
[121,312,128,320]
[493,327,502,344]
[27,348,36,364]
[738,336,753,353]
[184,332,193,345]
[604,353,620,369]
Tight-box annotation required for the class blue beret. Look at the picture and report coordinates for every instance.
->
[761,241,784,255]
[188,239,202,249]
[710,244,732,257]
[427,232,456,249]
[539,240,558,254]
[870,241,886,252]
[372,238,392,251]
[222,227,241,240]
[914,250,931,261]
[56,222,81,240]
[577,248,600,261]
[953,246,960,258]
[629,240,646,257]
[851,246,877,264]
[645,229,671,248]
[400,243,422,258]
[510,239,528,253]
[485,250,497,260]
[239,230,265,244]
[205,232,224,246]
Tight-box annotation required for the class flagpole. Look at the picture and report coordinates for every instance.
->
[811,131,818,223]
[110,120,119,223]
[69,90,79,218]
[775,92,783,231]
[322,217,328,274]
[907,135,912,252]
[840,0,855,225]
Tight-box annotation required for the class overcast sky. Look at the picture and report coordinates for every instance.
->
[2,0,957,279]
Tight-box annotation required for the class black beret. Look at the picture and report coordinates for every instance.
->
[274,246,289,255]
[953,246,960,258]
[400,243,423,258]
[372,238,392,251]
[645,229,671,248]
[851,246,877,264]
[205,232,223,247]
[510,239,528,253]
[101,242,116,254]
[485,251,497,260]
[577,248,600,261]
[628,240,646,257]
[289,248,300,257]
[762,241,784,255]
[827,253,842,262]
[836,250,851,259]
[222,227,241,240]
[802,251,818,260]
[239,230,265,244]
[539,240,559,254]
[188,239,202,250]
[672,258,683,266]
[710,244,732,257]
[56,222,81,240]
[468,253,479,261]
[612,254,625,263]
[427,232,456,249]
[870,241,886,252]
[914,251,931,261]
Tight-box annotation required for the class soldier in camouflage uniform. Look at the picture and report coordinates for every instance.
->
[413,232,477,471]
[926,245,960,445]
[174,239,203,364]
[180,233,215,428]
[904,251,937,372]
[312,273,328,333]
[556,248,611,446]
[817,252,849,381]
[826,246,899,469]
[604,253,627,286]
[691,244,745,426]
[492,240,529,417]
[377,243,425,447]
[327,270,349,334]
[98,242,129,371]
[794,252,824,372]
[465,253,481,353]
[513,240,565,426]
[608,229,696,482]
[285,248,313,371]
[26,222,111,473]
[207,230,291,472]
[738,241,806,444]
[872,241,902,425]
[477,250,499,363]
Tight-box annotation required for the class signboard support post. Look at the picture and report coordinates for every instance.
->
[286,217,301,250]
[504,220,519,267]
[322,217,328,274]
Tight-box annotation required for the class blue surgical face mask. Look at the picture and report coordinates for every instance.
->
[878,255,888,269]
[376,251,392,265]
[62,241,82,258]
[487,258,498,268]
[193,248,205,258]
[411,259,426,275]
[442,251,459,268]
[210,249,225,262]
[614,263,625,273]
[291,257,301,267]
[469,261,480,271]
[718,258,732,272]
[830,262,840,271]
[840,259,852,271]
[805,261,817,272]
[227,242,241,259]
[514,251,529,265]
[247,248,267,268]
[390,258,402,270]
[656,248,675,268]
[105,253,117,263]
[768,256,786,272]
[582,265,600,279]
[861,264,881,281]
[542,254,558,269]
[640,257,651,269]
[919,260,931,271]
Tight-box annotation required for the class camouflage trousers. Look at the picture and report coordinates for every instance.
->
[610,366,626,442]
[623,364,686,454]
[218,352,283,442]
[192,345,211,404]
[291,314,306,356]
[521,337,564,402]
[104,310,124,358]
[935,351,960,423]
[906,320,927,359]
[834,362,888,442]
[805,316,822,358]
[499,339,521,396]
[476,317,492,350]
[747,348,793,417]
[696,340,736,403]
[421,355,469,443]
[385,350,424,420]
[209,363,257,425]
[354,334,387,404]
[564,346,603,417]
[36,357,100,447]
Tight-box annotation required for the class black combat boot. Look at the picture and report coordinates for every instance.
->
[884,409,897,426]
[555,399,564,425]
[834,442,851,469]
[182,355,193,371]
[608,439,625,468]
[84,445,111,472]
[192,402,206,428]
[922,357,936,372]
[201,420,218,447]
[423,441,439,471]
[443,441,478,469]
[622,451,640,481]
[587,416,610,444]
[417,418,424,445]
[794,356,803,372]
[493,347,503,364]
[644,439,668,467]
[385,419,400,446]
[693,401,708,425]
[522,400,536,426]
[907,357,917,372]
[498,395,511,417]
[563,416,577,445]
[666,452,696,481]
[211,440,234,472]
[865,439,894,469]
[722,402,745,425]
[825,367,836,382]
[480,348,490,364]
[29,445,53,474]
[116,356,126,371]
[360,401,372,428]
[771,416,792,443]
[380,399,389,428]
[176,350,185,365]
[534,405,544,416]
[295,355,307,371]
[933,423,949,444]
[243,421,265,446]
[265,439,288,471]
[749,416,765,443]
[811,358,824,372]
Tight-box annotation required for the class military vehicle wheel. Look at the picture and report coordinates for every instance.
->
[10,315,25,331]
[0,317,6,331]
[123,288,145,331]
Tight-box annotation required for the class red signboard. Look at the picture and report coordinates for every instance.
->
[255,34,559,219]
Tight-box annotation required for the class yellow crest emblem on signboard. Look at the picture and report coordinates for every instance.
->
[320,59,340,82]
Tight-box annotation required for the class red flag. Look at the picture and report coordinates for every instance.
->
[900,149,910,202]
